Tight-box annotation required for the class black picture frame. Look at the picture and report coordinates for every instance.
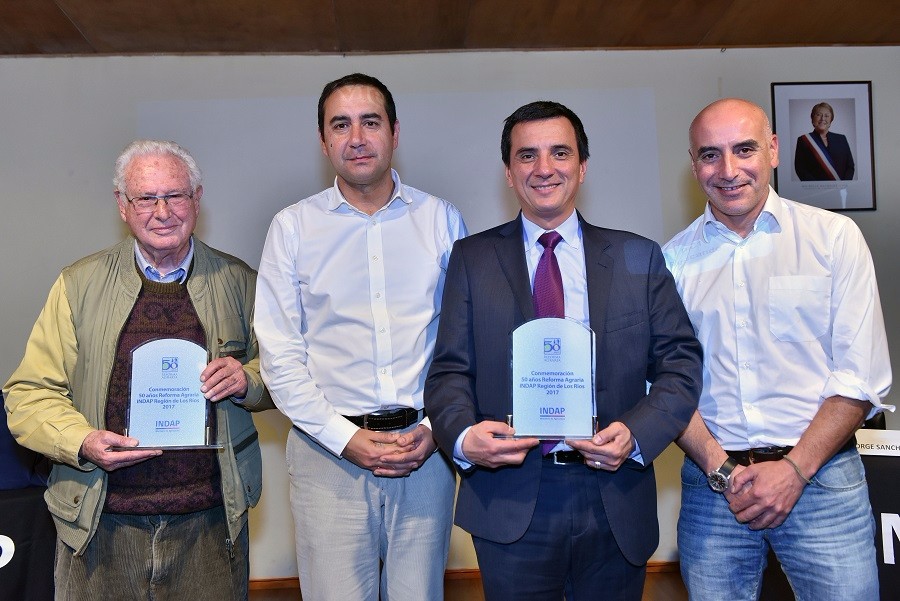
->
[771,81,876,211]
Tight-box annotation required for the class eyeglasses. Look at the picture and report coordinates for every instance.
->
[123,192,194,214]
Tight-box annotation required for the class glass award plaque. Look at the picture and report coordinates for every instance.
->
[509,317,596,439]
[122,338,221,449]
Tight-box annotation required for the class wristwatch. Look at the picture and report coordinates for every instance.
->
[707,457,739,493]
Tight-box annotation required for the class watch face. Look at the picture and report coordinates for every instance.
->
[708,472,729,493]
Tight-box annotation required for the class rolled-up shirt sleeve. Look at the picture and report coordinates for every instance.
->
[820,219,892,417]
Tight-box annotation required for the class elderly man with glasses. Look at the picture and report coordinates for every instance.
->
[4,139,272,600]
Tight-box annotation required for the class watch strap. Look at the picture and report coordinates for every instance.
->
[716,456,738,478]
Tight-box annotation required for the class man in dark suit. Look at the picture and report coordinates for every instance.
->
[424,101,703,600]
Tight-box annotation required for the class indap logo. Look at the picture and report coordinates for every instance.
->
[0,535,14,569]
[540,407,565,418]
[156,420,181,432]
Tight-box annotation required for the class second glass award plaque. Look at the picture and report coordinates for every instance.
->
[509,317,596,439]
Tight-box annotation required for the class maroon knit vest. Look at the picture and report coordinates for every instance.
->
[104,272,222,514]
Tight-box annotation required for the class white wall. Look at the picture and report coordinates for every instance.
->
[2,47,898,578]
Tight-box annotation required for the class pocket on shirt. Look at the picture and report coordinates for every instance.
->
[768,276,831,342]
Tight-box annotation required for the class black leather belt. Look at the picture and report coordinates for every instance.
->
[726,436,856,467]
[726,446,792,466]
[344,408,423,432]
[543,450,584,465]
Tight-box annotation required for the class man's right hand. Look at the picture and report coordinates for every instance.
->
[79,430,162,471]
[342,429,406,475]
[726,460,805,529]
[461,421,539,469]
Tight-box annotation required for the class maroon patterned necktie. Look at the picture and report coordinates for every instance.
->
[534,231,565,454]
[533,231,564,318]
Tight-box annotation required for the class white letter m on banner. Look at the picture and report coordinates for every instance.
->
[883,513,900,565]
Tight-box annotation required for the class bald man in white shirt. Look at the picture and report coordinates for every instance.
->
[663,98,892,601]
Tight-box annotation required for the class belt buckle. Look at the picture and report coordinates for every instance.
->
[748,449,756,464]
[551,451,581,465]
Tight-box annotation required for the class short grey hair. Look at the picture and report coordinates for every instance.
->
[113,140,202,193]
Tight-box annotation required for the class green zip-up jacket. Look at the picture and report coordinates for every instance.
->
[4,237,273,554]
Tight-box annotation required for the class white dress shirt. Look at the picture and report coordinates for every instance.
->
[255,170,467,456]
[522,211,589,327]
[663,187,892,450]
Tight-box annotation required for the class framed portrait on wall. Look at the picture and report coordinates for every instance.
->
[771,81,876,211]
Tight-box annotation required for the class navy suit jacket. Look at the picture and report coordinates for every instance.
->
[424,213,702,565]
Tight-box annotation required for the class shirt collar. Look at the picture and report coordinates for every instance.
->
[134,237,193,283]
[521,210,581,251]
[701,185,783,242]
[327,168,408,213]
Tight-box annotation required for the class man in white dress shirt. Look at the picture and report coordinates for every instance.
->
[254,73,467,601]
[663,98,892,600]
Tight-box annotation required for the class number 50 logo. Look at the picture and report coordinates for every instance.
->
[162,357,179,372]
[543,338,561,354]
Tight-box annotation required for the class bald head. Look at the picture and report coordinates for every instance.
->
[690,98,772,150]
[687,98,779,238]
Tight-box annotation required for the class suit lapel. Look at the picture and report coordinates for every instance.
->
[493,214,614,325]
[493,217,535,320]
[580,215,613,346]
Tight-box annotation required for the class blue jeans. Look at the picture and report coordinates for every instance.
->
[678,449,878,601]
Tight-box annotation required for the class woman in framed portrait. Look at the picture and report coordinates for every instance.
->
[794,101,855,181]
